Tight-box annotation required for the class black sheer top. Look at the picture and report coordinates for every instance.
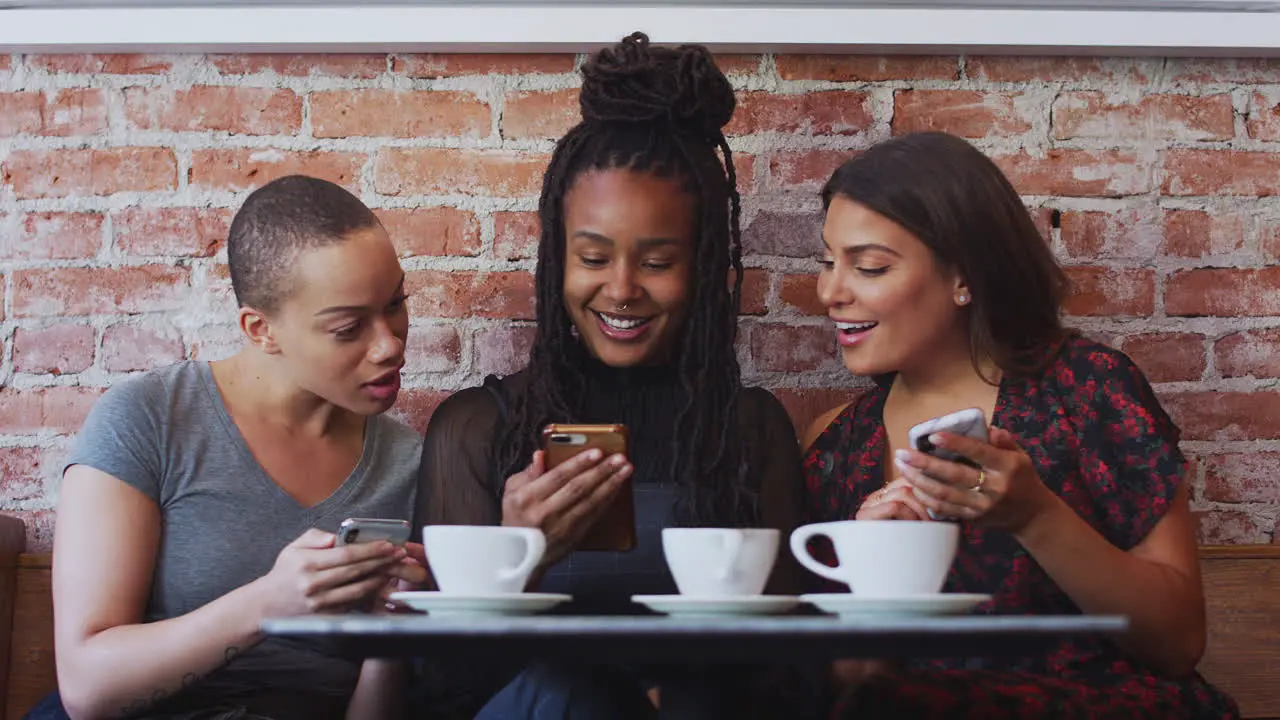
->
[412,357,808,612]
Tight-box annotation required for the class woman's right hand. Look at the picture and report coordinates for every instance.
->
[855,477,931,521]
[501,449,633,566]
[256,529,405,618]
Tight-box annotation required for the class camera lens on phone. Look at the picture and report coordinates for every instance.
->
[343,530,358,544]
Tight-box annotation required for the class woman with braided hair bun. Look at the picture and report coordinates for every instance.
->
[409,32,820,720]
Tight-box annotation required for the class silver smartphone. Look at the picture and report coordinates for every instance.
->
[336,518,411,547]
[907,408,989,521]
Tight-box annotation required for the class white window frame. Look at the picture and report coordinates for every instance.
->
[2,1,1280,55]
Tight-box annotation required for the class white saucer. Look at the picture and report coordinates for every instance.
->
[389,591,572,616]
[801,593,991,618]
[632,594,801,617]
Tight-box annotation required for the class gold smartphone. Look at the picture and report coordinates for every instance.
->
[541,424,636,552]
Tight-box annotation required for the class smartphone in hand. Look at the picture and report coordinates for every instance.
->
[541,424,636,552]
[907,408,989,521]
[336,518,411,547]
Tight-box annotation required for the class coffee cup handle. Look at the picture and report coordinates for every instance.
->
[714,530,743,582]
[498,528,546,588]
[789,524,847,585]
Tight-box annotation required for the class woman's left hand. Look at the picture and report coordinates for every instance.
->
[893,427,1057,534]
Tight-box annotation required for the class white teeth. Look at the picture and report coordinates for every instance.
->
[835,321,877,332]
[599,313,647,330]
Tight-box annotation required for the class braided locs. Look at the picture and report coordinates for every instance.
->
[493,32,752,526]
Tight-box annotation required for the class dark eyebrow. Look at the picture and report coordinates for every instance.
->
[314,274,406,317]
[572,231,683,249]
[822,240,902,258]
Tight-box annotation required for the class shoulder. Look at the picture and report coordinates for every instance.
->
[87,361,205,425]
[1040,335,1154,403]
[422,373,525,442]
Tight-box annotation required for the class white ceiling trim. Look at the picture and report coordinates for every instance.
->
[3,4,1280,55]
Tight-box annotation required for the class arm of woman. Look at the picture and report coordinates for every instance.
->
[53,466,267,719]
[1015,473,1204,677]
[899,352,1206,677]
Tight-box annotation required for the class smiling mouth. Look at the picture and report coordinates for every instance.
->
[591,310,655,341]
[834,321,878,334]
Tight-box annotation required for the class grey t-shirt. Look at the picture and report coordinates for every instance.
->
[65,361,421,711]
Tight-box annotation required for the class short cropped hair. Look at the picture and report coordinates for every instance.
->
[226,175,381,313]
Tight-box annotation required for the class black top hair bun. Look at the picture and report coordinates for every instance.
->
[578,31,736,138]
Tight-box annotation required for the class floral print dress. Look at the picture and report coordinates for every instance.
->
[803,336,1240,720]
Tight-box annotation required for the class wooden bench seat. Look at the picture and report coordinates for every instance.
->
[2,516,1277,719]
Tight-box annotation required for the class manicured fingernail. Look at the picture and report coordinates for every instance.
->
[610,455,626,467]
[586,449,603,461]
[929,433,943,445]
[894,449,911,464]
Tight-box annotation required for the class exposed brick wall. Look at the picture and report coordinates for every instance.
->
[1,53,1277,551]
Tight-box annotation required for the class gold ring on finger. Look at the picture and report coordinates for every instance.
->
[972,469,987,493]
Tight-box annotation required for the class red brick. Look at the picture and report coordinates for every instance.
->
[13,324,95,375]
[751,324,836,373]
[743,210,824,258]
[11,509,55,554]
[390,389,452,433]
[1160,210,1247,258]
[2,148,177,199]
[209,54,387,78]
[1162,391,1280,441]
[772,386,868,438]
[406,271,535,319]
[776,55,958,82]
[1168,58,1280,84]
[779,274,825,316]
[1163,150,1280,197]
[113,207,231,257]
[393,54,574,78]
[728,91,873,136]
[1062,267,1155,317]
[376,149,546,197]
[732,154,757,195]
[1,212,103,261]
[124,86,301,135]
[404,326,462,374]
[101,323,185,372]
[739,269,769,316]
[1194,510,1269,545]
[0,89,107,136]
[375,207,481,257]
[966,56,1150,84]
[186,325,243,362]
[190,149,363,192]
[1247,92,1280,141]
[503,90,580,140]
[1053,92,1234,141]
[768,150,851,192]
[1059,209,1161,260]
[0,55,10,72]
[12,266,189,318]
[474,325,536,377]
[495,211,541,261]
[892,90,1033,138]
[28,54,171,74]
[1204,453,1280,503]
[993,149,1150,198]
[1265,225,1280,263]
[1215,329,1280,379]
[0,386,104,434]
[1166,268,1280,317]
[0,447,49,503]
[1118,333,1205,383]
[312,90,490,139]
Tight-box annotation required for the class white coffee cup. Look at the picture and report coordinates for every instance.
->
[662,528,779,597]
[789,520,958,597]
[422,525,546,595]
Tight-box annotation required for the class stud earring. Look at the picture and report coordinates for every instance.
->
[957,293,970,306]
